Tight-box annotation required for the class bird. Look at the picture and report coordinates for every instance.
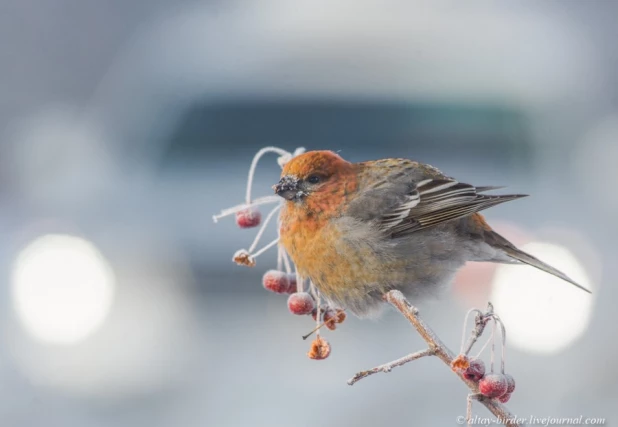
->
[273,150,590,318]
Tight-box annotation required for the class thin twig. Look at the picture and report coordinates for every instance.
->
[348,290,520,427]
[302,314,334,340]
[467,393,482,427]
[347,348,434,385]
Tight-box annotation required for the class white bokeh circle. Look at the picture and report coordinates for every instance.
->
[12,234,115,344]
[490,241,594,354]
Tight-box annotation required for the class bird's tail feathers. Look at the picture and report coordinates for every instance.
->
[499,244,591,294]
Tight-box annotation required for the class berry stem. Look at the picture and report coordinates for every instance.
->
[475,316,496,359]
[212,195,280,222]
[302,318,333,340]
[490,319,497,373]
[309,282,321,336]
[493,315,507,374]
[276,246,283,272]
[251,237,280,258]
[246,147,291,204]
[460,308,483,355]
[247,204,282,253]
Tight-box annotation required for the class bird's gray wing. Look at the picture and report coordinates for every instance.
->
[346,162,525,238]
[384,180,526,237]
[344,159,449,222]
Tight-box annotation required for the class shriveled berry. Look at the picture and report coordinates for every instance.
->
[307,336,331,360]
[287,292,315,315]
[233,249,255,267]
[479,373,508,398]
[235,208,261,228]
[334,309,346,324]
[262,270,289,294]
[285,273,298,293]
[451,354,470,372]
[463,358,486,382]
[323,309,338,330]
[504,374,516,394]
[498,393,511,403]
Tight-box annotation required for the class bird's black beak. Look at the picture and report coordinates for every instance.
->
[274,176,300,201]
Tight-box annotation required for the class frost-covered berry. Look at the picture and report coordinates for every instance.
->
[479,373,508,398]
[262,270,289,294]
[323,308,346,330]
[504,374,516,394]
[235,208,261,228]
[463,358,486,382]
[498,393,511,403]
[285,273,298,293]
[307,336,331,360]
[311,305,328,321]
[287,292,315,315]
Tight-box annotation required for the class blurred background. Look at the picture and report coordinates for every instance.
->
[0,1,616,425]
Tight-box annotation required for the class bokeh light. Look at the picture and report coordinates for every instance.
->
[11,234,115,345]
[490,241,594,354]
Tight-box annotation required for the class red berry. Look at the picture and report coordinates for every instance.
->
[285,273,298,293]
[307,336,331,360]
[287,292,315,315]
[235,208,261,228]
[323,309,338,330]
[311,305,327,321]
[262,270,289,293]
[498,393,511,403]
[463,358,486,382]
[504,374,516,394]
[479,374,508,398]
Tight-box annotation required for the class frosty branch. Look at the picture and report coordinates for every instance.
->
[348,290,519,427]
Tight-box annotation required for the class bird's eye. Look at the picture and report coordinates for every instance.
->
[307,175,321,184]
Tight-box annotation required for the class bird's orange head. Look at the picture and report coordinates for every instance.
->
[273,151,357,212]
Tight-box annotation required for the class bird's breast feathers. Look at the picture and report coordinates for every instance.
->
[279,205,399,302]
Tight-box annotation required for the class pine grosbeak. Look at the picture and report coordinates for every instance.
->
[274,150,590,318]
